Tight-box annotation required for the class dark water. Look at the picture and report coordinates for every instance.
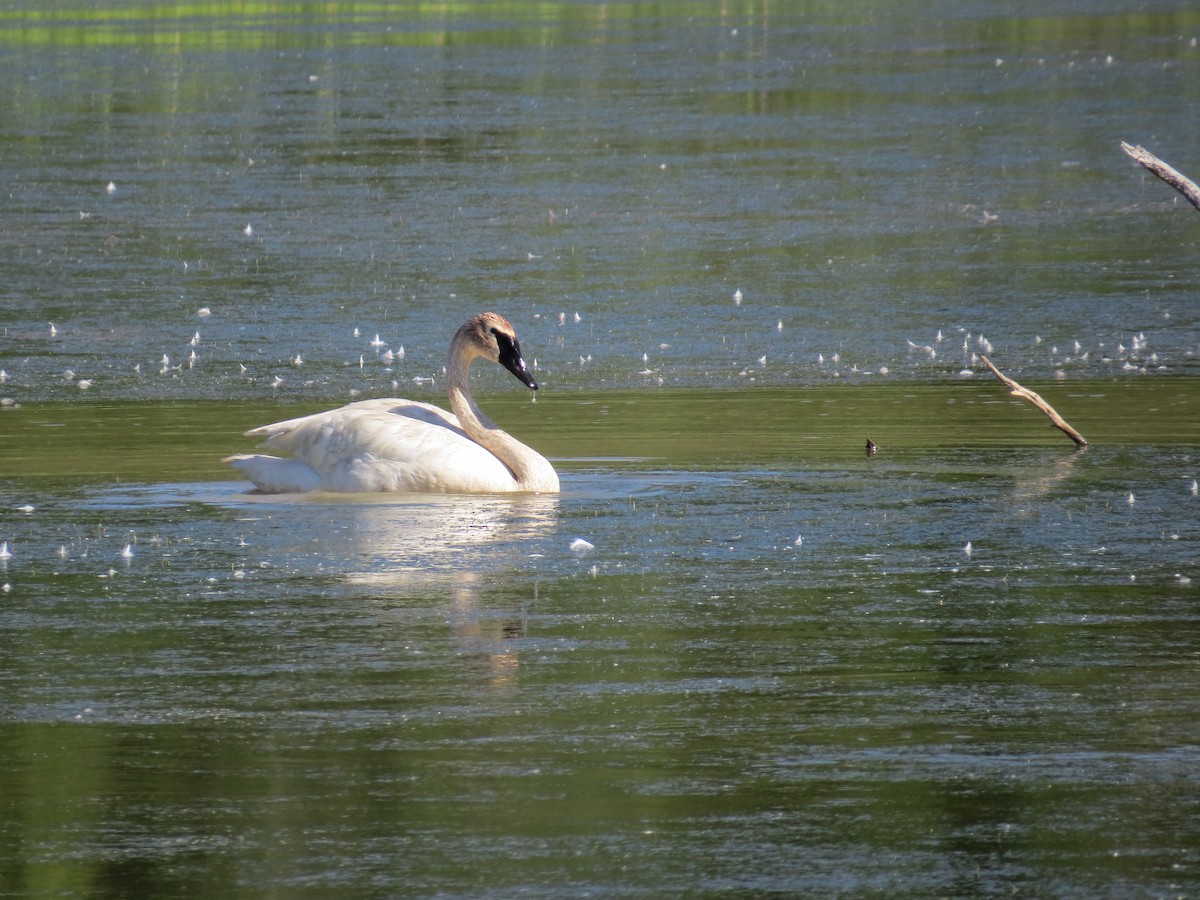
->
[2,3,1200,896]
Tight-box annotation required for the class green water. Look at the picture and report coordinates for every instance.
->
[4,378,1199,481]
[3,383,1198,895]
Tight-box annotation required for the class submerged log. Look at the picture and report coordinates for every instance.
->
[1121,142,1200,211]
[981,356,1087,449]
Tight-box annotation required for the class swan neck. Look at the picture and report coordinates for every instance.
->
[447,343,556,491]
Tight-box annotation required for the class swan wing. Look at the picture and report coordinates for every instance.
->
[223,454,324,493]
[236,398,520,493]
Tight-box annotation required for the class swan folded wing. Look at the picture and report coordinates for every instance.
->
[223,454,323,493]
[240,399,520,493]
[336,440,518,492]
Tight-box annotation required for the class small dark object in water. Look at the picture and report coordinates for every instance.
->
[866,437,878,457]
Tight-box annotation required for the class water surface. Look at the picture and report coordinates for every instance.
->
[2,2,1199,896]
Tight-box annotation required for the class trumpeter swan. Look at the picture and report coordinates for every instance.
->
[225,312,559,494]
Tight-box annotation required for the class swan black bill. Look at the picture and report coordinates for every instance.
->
[497,335,539,390]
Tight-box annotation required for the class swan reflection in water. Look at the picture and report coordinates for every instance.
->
[235,489,560,687]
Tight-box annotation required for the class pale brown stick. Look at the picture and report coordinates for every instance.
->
[1121,142,1200,211]
[981,356,1087,448]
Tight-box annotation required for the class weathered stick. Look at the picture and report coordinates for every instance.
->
[1121,141,1200,211]
[981,356,1087,448]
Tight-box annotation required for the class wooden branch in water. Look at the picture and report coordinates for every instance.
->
[1121,141,1200,211]
[980,356,1087,448]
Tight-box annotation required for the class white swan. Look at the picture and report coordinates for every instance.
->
[225,313,560,494]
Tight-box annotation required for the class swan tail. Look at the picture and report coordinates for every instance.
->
[224,454,324,493]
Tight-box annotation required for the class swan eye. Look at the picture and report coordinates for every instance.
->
[492,329,515,352]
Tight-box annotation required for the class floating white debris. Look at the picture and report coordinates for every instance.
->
[570,538,595,552]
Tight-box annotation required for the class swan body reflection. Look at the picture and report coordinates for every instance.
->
[225,313,559,494]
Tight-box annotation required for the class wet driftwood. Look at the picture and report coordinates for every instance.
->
[1121,142,1200,211]
[981,356,1087,448]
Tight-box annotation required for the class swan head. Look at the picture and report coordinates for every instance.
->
[461,312,539,390]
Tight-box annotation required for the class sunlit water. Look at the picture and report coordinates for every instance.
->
[2,2,1200,896]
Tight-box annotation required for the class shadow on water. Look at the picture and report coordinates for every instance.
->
[2,377,1198,481]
